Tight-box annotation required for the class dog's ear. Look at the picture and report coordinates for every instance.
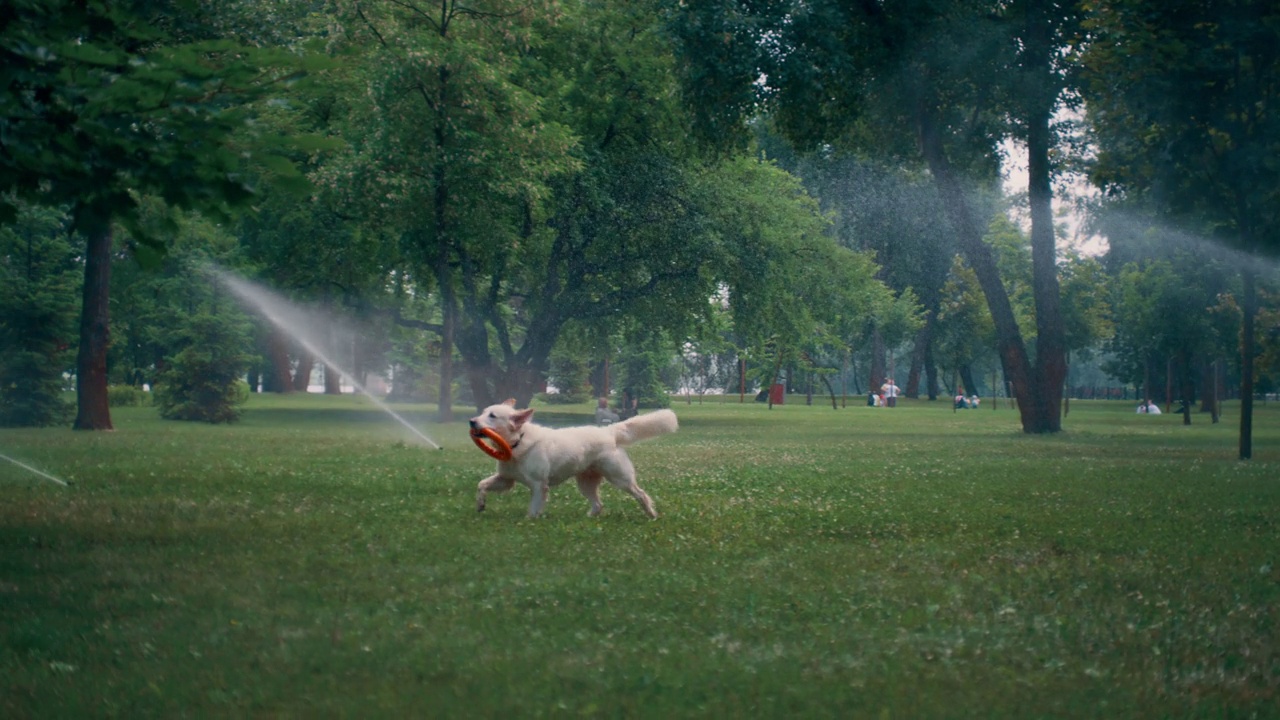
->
[511,408,534,427]
[502,398,516,407]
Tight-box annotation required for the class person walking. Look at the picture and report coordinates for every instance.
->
[880,378,901,408]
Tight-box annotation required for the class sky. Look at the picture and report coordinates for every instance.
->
[1001,137,1108,258]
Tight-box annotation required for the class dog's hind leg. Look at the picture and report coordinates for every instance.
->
[476,474,515,512]
[600,453,657,519]
[576,471,604,517]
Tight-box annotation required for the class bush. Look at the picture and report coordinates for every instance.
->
[107,385,150,407]
[153,312,255,423]
[0,354,73,427]
[537,391,585,405]
[547,352,591,404]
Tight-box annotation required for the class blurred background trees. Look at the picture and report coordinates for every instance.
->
[1,0,1276,458]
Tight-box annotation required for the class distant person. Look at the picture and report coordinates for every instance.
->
[1137,400,1160,414]
[880,379,901,408]
[969,395,980,409]
[867,391,878,407]
[594,397,619,425]
[954,393,967,410]
[619,387,639,420]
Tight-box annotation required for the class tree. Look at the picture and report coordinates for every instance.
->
[935,256,999,396]
[1,1,312,429]
[700,156,899,402]
[329,0,577,420]
[1105,258,1227,423]
[334,0,798,413]
[763,142,955,400]
[1081,0,1280,457]
[0,203,78,426]
[667,0,1082,432]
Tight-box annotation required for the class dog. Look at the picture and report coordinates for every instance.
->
[470,399,678,518]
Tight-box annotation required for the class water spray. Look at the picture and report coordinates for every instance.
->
[207,266,443,450]
[0,452,70,487]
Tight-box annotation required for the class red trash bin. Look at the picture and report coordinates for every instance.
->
[769,383,785,405]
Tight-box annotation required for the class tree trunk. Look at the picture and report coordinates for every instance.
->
[73,222,113,431]
[905,311,934,399]
[437,291,456,422]
[1022,0,1067,433]
[322,306,343,395]
[265,329,294,393]
[433,64,457,422]
[1239,267,1256,459]
[323,364,342,394]
[1198,355,1216,416]
[292,349,313,392]
[1178,350,1194,426]
[868,328,886,394]
[960,365,980,401]
[1209,358,1221,423]
[1142,353,1153,403]
[924,340,939,401]
[918,110,1038,430]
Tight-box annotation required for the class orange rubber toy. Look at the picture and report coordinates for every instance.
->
[470,427,513,462]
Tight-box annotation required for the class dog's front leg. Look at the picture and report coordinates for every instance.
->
[476,473,515,512]
[526,479,550,518]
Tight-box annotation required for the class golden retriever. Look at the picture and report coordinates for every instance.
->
[470,400,678,518]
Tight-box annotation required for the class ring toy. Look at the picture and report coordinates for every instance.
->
[470,427,513,461]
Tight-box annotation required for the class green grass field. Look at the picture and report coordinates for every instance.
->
[2,394,1277,718]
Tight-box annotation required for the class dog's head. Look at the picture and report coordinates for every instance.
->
[468,398,533,443]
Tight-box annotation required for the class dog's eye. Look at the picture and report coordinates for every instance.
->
[488,412,495,419]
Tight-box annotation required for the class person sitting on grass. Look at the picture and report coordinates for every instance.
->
[955,393,967,410]
[594,397,619,425]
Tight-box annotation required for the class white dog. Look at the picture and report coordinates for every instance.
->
[470,400,678,518]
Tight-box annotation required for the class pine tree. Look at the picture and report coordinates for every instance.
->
[0,204,79,427]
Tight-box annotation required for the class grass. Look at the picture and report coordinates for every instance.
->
[1,393,1277,718]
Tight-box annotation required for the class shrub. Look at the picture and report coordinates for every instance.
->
[153,312,255,423]
[107,385,151,407]
[537,391,584,405]
[546,352,591,404]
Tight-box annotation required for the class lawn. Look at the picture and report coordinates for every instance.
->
[1,394,1277,718]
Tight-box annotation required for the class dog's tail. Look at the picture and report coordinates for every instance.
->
[611,409,678,447]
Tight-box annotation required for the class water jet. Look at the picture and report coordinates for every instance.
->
[208,267,443,450]
[0,451,70,487]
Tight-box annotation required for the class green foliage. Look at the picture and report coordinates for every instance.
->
[112,201,248,388]
[1058,251,1114,355]
[544,350,592,405]
[106,385,151,408]
[1103,251,1237,400]
[1082,0,1280,257]
[936,255,998,374]
[0,0,317,238]
[0,204,78,427]
[153,312,255,423]
[701,157,893,351]
[617,331,673,409]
